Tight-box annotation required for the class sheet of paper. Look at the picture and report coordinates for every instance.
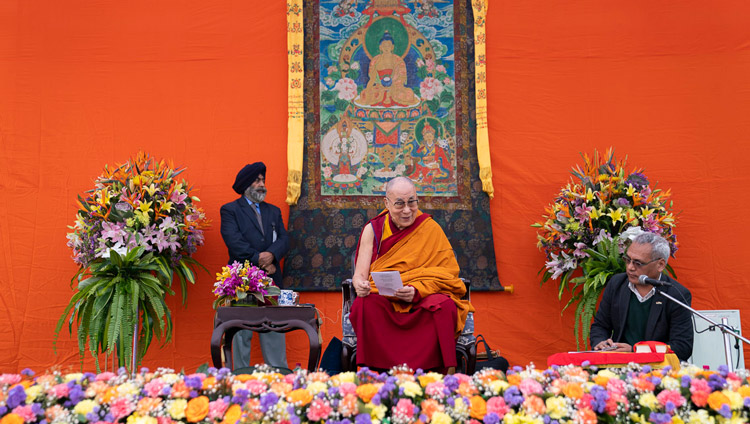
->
[371,271,403,296]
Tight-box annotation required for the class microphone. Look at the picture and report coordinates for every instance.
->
[638,274,671,287]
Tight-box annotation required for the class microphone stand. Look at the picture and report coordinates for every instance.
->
[657,289,750,371]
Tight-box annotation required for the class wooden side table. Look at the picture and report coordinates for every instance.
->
[211,305,322,371]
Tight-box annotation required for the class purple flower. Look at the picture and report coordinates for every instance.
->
[680,375,691,388]
[6,385,26,409]
[615,197,631,208]
[708,374,726,391]
[718,404,732,419]
[443,375,459,391]
[589,385,609,413]
[232,388,249,404]
[484,412,500,424]
[626,172,649,189]
[21,368,34,377]
[718,364,729,377]
[260,392,279,412]
[648,412,672,424]
[355,413,372,424]
[504,386,524,407]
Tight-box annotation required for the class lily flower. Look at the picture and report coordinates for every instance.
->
[607,207,624,223]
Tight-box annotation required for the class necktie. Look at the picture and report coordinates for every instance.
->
[253,203,264,234]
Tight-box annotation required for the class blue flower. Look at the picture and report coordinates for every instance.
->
[6,385,26,409]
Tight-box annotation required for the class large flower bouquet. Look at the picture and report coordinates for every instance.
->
[56,152,209,371]
[533,149,677,348]
[212,261,280,309]
[2,363,750,424]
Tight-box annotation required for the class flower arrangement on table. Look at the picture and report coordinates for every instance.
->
[2,363,750,424]
[212,261,281,309]
[533,148,677,348]
[56,152,209,371]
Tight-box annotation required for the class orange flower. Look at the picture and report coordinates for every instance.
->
[99,387,119,403]
[171,380,191,398]
[202,376,217,390]
[576,408,598,424]
[507,374,521,386]
[136,397,163,414]
[707,391,730,411]
[562,382,584,399]
[418,374,439,387]
[221,404,242,424]
[186,396,209,422]
[458,382,478,397]
[593,375,609,386]
[737,385,750,398]
[523,395,546,415]
[270,381,293,395]
[308,372,330,382]
[0,413,23,424]
[338,394,358,417]
[420,399,443,419]
[287,388,313,406]
[233,374,256,383]
[469,395,487,419]
[356,383,379,403]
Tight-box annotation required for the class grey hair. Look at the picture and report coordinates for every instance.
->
[632,232,670,263]
[385,176,416,195]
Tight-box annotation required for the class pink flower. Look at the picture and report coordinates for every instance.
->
[12,405,36,421]
[393,398,415,418]
[144,379,166,397]
[657,389,686,409]
[486,397,509,418]
[690,378,711,407]
[50,383,70,398]
[109,397,136,420]
[436,64,446,73]
[208,399,229,420]
[425,382,447,399]
[338,382,357,396]
[0,374,21,385]
[156,417,174,424]
[246,379,267,395]
[519,378,543,396]
[333,78,357,101]
[416,59,425,67]
[425,59,436,71]
[170,190,187,205]
[306,398,332,421]
[327,66,338,75]
[419,77,443,101]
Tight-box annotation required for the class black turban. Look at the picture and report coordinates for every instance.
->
[232,162,266,194]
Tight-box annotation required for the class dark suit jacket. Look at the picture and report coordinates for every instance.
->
[219,197,289,284]
[590,272,694,361]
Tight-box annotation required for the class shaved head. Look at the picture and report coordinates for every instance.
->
[385,176,415,195]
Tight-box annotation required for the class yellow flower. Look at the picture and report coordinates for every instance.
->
[144,184,158,196]
[356,383,379,403]
[418,372,442,387]
[160,201,173,213]
[126,414,158,424]
[545,396,567,419]
[138,201,153,213]
[589,208,601,220]
[369,404,387,420]
[585,188,595,202]
[332,372,356,384]
[73,399,98,416]
[117,382,140,396]
[607,207,624,223]
[431,411,453,424]
[488,379,509,394]
[638,392,658,409]
[286,388,313,406]
[640,206,655,217]
[724,390,743,409]
[168,398,188,419]
[64,373,84,383]
[134,209,151,225]
[686,409,715,424]
[307,381,328,395]
[24,384,42,401]
[401,381,422,397]
[222,404,242,424]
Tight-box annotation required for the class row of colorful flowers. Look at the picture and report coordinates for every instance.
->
[1,363,749,424]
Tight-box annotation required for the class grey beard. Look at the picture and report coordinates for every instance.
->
[245,187,267,203]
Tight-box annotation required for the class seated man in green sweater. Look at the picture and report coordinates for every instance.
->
[590,231,694,361]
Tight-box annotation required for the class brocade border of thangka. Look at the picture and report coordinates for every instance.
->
[282,0,500,291]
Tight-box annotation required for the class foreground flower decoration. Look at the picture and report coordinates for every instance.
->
[212,261,280,309]
[533,148,677,348]
[57,152,209,371]
[1,364,749,424]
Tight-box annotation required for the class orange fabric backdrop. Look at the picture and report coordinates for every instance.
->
[2,1,750,372]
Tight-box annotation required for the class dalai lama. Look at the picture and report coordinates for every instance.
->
[349,176,474,372]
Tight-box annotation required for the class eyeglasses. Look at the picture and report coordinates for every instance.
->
[623,255,659,268]
[387,198,419,210]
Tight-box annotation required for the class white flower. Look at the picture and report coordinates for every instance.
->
[620,226,644,241]
[101,243,128,258]
[419,77,444,101]
[350,62,360,70]
[333,77,357,101]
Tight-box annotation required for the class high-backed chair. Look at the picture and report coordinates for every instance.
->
[340,278,477,374]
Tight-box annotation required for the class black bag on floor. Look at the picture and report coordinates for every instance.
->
[475,334,509,374]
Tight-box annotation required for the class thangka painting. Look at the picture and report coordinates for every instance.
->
[283,0,500,291]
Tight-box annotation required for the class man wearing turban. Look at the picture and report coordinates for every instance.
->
[220,162,290,370]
